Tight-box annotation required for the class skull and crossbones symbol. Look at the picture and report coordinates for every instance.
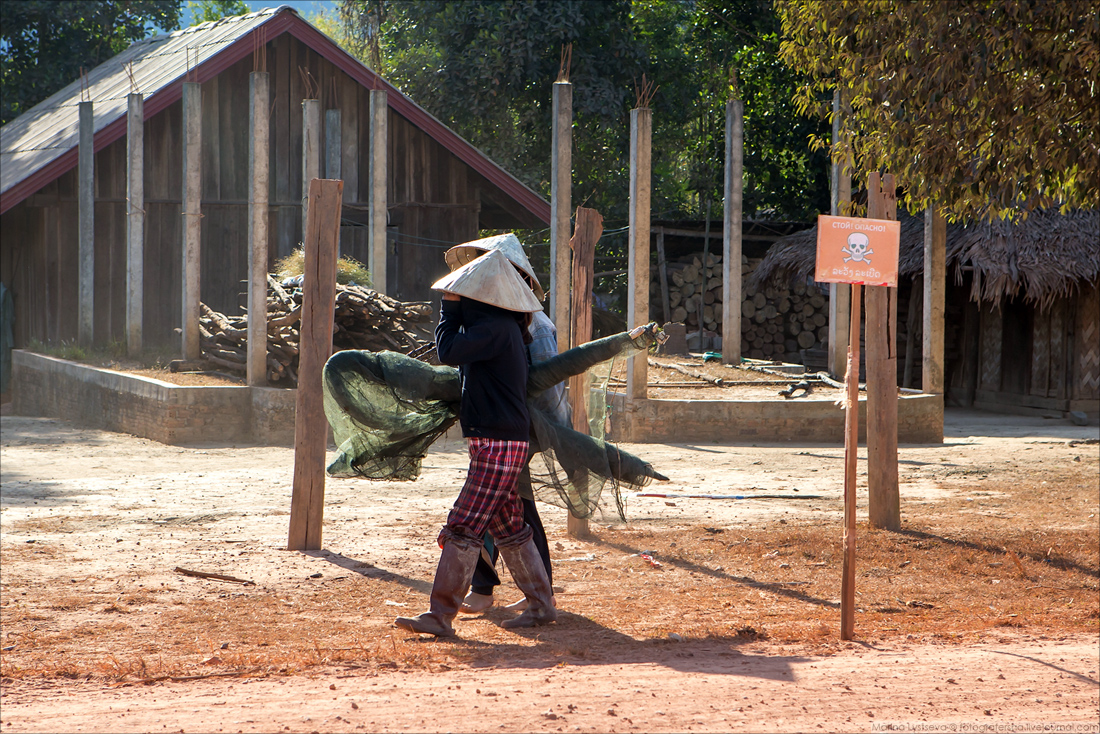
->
[842,232,873,263]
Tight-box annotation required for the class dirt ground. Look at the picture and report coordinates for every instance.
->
[0,408,1098,733]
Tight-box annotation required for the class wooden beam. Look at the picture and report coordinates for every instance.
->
[78,100,94,346]
[368,89,387,294]
[568,206,601,539]
[722,98,743,365]
[288,178,343,551]
[627,107,652,404]
[126,93,144,355]
[247,71,270,387]
[923,206,946,394]
[181,83,202,360]
[656,230,670,325]
[865,172,900,531]
[551,81,573,350]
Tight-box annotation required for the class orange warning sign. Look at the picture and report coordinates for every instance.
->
[815,215,901,287]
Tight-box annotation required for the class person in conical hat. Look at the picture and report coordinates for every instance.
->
[395,249,555,637]
[444,233,544,301]
[440,235,566,616]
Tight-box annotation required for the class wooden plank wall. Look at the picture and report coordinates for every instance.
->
[1,33,536,348]
[1074,283,1100,401]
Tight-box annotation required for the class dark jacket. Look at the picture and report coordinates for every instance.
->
[435,297,530,441]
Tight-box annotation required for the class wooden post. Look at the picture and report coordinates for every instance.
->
[722,98,743,364]
[78,100,95,346]
[903,275,923,388]
[126,93,144,355]
[568,207,601,539]
[865,172,900,531]
[550,81,573,350]
[247,71,270,387]
[288,178,343,551]
[656,230,670,325]
[841,283,862,641]
[828,89,852,379]
[368,89,387,294]
[181,83,202,360]
[626,107,652,403]
[923,206,946,394]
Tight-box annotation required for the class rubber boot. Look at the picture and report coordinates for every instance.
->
[394,535,480,637]
[499,537,557,629]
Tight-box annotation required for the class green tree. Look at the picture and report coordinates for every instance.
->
[1,1,182,126]
[187,0,248,25]
[338,0,828,223]
[778,0,1100,221]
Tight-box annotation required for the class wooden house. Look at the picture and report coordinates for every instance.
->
[751,210,1100,418]
[0,7,549,349]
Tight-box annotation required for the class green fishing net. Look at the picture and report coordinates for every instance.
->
[323,328,667,521]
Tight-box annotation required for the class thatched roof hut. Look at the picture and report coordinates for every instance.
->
[751,210,1100,310]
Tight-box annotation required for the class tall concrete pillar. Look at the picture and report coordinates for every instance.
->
[368,89,388,294]
[721,99,743,365]
[78,100,95,346]
[828,88,852,378]
[626,107,652,403]
[302,98,321,249]
[550,81,573,349]
[923,206,946,394]
[248,71,270,387]
[126,92,144,355]
[181,82,202,360]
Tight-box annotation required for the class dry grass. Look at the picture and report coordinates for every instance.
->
[3,520,1095,683]
[2,457,1096,684]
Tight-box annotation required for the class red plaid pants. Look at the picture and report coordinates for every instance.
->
[443,438,530,544]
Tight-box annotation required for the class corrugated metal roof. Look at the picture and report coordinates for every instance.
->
[0,7,281,198]
[0,6,551,224]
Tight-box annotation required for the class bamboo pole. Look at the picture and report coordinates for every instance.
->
[78,100,95,346]
[865,173,900,531]
[626,107,652,404]
[721,98,743,364]
[841,283,862,641]
[368,89,388,294]
[288,178,343,551]
[247,71,270,387]
[181,82,202,360]
[126,93,144,355]
[551,81,573,349]
[829,89,852,379]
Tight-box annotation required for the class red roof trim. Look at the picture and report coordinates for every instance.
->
[2,9,550,225]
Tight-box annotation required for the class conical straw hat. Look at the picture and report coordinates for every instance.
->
[431,249,543,313]
[444,233,544,301]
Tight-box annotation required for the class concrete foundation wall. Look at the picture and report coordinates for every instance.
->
[11,351,296,445]
[609,391,944,444]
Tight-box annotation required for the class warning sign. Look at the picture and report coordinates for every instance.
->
[815,214,901,287]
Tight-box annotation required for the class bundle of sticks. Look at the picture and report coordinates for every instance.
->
[199,276,434,385]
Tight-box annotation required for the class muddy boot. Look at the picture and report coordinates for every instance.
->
[394,535,480,637]
[498,536,557,629]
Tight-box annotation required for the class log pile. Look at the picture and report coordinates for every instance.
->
[199,276,434,385]
[651,253,831,362]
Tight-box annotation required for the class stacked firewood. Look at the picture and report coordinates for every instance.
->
[199,276,434,385]
[651,253,831,362]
